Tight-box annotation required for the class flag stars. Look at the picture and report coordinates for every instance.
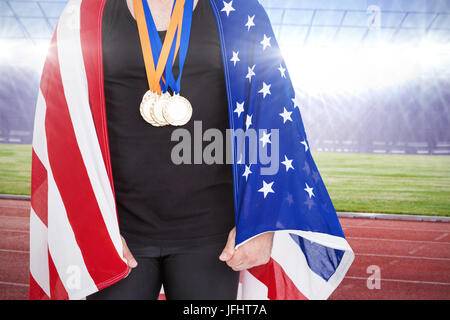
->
[304,183,315,198]
[278,64,287,78]
[260,34,271,51]
[281,155,294,172]
[312,170,320,183]
[221,1,235,17]
[245,15,255,31]
[301,139,309,152]
[279,107,292,123]
[259,131,272,147]
[302,161,311,175]
[292,92,302,110]
[259,180,275,198]
[304,197,315,210]
[285,193,294,206]
[242,165,252,181]
[245,114,253,130]
[259,82,271,98]
[230,51,240,66]
[234,101,244,118]
[246,65,256,83]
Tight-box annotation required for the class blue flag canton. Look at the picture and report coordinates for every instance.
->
[214,0,345,244]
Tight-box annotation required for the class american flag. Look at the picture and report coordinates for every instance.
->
[213,0,354,300]
[29,0,354,300]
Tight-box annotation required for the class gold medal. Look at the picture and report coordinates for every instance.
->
[163,94,193,126]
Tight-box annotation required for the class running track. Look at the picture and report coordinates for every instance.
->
[1,199,449,300]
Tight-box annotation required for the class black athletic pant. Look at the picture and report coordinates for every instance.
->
[87,239,240,300]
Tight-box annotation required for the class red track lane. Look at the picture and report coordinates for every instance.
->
[343,226,449,242]
[0,230,29,252]
[345,254,450,282]
[0,216,29,231]
[347,238,450,259]
[0,200,30,218]
[0,283,28,300]
[340,217,450,230]
[0,251,28,285]
[331,277,450,300]
[0,199,449,300]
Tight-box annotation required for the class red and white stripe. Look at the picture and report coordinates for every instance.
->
[29,0,128,300]
[239,231,354,300]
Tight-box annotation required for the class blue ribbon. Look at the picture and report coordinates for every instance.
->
[141,0,194,94]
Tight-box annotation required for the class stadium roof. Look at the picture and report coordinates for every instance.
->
[1,0,449,46]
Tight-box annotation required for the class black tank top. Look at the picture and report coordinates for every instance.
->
[102,0,234,248]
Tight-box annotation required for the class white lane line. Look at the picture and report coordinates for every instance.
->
[0,248,29,254]
[345,276,450,286]
[0,217,29,227]
[338,212,450,222]
[0,205,30,209]
[342,225,450,233]
[0,216,28,220]
[343,220,371,227]
[409,245,426,255]
[0,215,29,219]
[0,281,29,287]
[355,253,450,261]
[347,237,450,245]
[0,228,29,233]
[434,233,448,241]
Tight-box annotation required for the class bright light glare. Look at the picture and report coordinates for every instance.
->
[0,39,51,72]
[283,43,450,96]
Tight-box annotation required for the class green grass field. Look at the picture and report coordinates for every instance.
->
[1,143,449,216]
[0,144,32,196]
[313,152,450,216]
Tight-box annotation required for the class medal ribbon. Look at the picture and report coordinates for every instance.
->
[163,0,194,94]
[141,0,179,92]
[133,0,186,95]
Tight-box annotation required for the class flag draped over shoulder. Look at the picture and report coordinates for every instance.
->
[29,0,128,300]
[29,0,353,300]
[210,0,354,300]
